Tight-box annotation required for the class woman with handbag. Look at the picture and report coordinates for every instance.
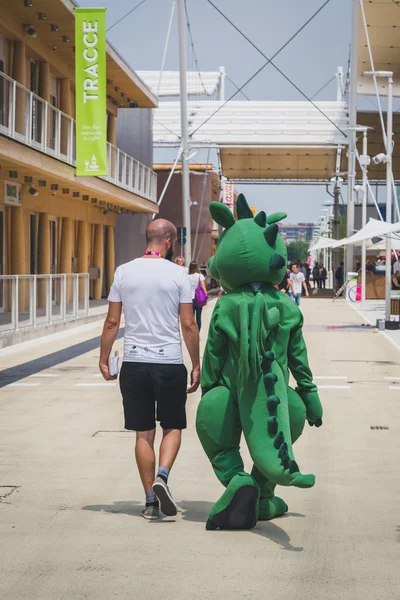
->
[188,261,208,331]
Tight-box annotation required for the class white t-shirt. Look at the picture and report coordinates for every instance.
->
[290,272,305,294]
[188,273,205,300]
[108,258,192,364]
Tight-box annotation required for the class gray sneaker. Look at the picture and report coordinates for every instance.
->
[152,477,177,516]
[141,505,160,520]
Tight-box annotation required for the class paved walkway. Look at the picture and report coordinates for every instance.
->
[0,298,399,599]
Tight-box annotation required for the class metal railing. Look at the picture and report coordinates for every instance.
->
[104,143,157,201]
[0,274,89,334]
[0,71,157,203]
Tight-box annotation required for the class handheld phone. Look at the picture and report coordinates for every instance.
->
[109,351,120,377]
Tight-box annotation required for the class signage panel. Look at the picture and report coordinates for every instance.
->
[75,8,107,177]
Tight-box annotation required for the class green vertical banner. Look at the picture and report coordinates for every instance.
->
[75,8,107,177]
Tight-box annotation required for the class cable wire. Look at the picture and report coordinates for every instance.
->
[192,0,345,138]
[193,147,211,257]
[310,75,336,100]
[184,0,209,96]
[225,74,250,100]
[107,0,148,33]
[359,0,388,150]
[154,118,181,140]
[157,0,176,97]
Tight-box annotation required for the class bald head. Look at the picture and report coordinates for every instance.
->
[146,219,177,246]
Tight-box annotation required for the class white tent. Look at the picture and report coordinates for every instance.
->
[331,218,400,248]
[309,237,338,251]
[366,237,400,251]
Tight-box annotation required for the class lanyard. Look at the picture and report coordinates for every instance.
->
[143,251,161,257]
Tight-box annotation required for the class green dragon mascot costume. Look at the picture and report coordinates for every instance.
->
[196,194,323,531]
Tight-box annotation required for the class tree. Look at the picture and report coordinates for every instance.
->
[286,240,310,264]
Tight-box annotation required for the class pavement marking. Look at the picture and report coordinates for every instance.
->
[389,386,400,390]
[384,376,400,381]
[7,382,41,387]
[76,383,117,387]
[350,302,400,355]
[317,385,352,390]
[314,376,348,380]
[31,374,61,378]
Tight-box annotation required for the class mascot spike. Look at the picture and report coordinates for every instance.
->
[254,211,267,228]
[267,212,287,224]
[264,224,278,246]
[209,201,236,230]
[270,253,285,271]
[236,194,254,220]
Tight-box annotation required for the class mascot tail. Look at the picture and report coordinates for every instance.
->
[239,293,315,489]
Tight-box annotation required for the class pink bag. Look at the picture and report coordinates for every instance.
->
[194,274,208,307]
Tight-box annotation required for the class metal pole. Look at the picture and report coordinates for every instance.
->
[336,66,344,102]
[385,74,393,323]
[333,183,340,276]
[219,66,226,101]
[346,0,359,276]
[177,0,192,265]
[361,130,368,306]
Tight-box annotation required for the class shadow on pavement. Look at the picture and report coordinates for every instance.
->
[82,499,303,552]
[0,328,124,387]
[82,500,143,518]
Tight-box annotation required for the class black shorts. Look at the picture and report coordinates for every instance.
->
[119,362,188,431]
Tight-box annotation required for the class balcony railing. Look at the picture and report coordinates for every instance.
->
[0,71,157,203]
[0,274,89,334]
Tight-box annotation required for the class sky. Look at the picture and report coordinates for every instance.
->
[80,0,352,223]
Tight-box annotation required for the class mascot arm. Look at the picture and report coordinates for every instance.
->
[201,304,229,394]
[287,316,323,428]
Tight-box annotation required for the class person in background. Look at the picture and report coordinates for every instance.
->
[392,270,400,290]
[100,219,200,521]
[366,260,375,273]
[393,256,400,274]
[188,261,208,331]
[335,262,344,292]
[200,263,208,278]
[288,263,309,306]
[175,256,188,272]
[278,267,291,293]
[217,284,225,299]
[299,261,307,280]
[305,263,311,291]
[312,263,320,289]
[319,265,327,289]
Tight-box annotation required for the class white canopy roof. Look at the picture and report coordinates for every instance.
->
[366,238,400,251]
[153,100,348,181]
[137,71,222,97]
[153,101,349,146]
[332,218,400,248]
[310,237,338,251]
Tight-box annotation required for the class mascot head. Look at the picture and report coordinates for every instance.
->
[208,194,287,292]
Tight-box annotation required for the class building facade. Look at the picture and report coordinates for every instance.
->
[155,165,220,268]
[280,223,316,243]
[0,0,158,323]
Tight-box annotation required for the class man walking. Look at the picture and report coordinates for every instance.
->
[335,261,344,292]
[99,219,200,520]
[288,263,309,306]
